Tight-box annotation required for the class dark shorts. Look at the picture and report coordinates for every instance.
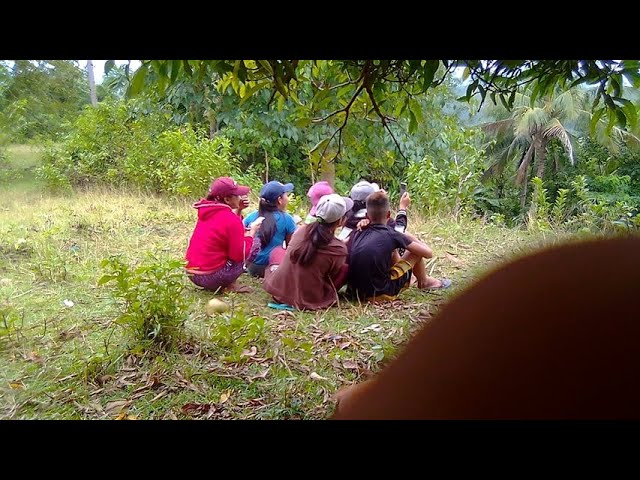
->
[188,260,244,292]
[368,259,412,302]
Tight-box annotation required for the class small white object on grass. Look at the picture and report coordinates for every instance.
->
[206,298,229,316]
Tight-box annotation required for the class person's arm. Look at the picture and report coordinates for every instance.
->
[328,249,347,279]
[392,229,432,259]
[243,211,257,228]
[229,217,262,262]
[329,254,348,289]
[405,239,433,259]
[284,214,296,247]
[395,192,410,230]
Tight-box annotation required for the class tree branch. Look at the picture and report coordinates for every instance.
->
[319,85,365,160]
[365,85,409,163]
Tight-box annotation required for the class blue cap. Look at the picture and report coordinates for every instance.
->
[260,181,294,203]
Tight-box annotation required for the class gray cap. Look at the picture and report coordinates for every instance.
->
[350,180,380,201]
[315,194,354,224]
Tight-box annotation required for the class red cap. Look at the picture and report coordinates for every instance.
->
[208,177,250,197]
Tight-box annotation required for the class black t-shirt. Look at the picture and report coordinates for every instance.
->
[347,223,411,299]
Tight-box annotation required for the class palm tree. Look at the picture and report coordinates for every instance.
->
[478,85,640,205]
[479,87,584,186]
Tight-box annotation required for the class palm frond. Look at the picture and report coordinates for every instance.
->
[543,118,574,165]
[551,89,584,122]
[479,118,514,137]
[515,107,550,138]
[482,150,510,181]
[591,116,640,154]
[612,127,640,150]
[482,139,522,181]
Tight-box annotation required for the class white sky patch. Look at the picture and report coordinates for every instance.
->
[77,60,141,84]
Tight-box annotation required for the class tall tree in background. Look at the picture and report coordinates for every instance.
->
[87,60,97,106]
[0,60,89,141]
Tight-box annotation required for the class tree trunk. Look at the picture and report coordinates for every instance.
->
[320,154,335,188]
[534,136,548,179]
[206,108,217,138]
[515,143,535,186]
[86,60,97,106]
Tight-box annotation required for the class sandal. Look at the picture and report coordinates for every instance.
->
[428,278,452,290]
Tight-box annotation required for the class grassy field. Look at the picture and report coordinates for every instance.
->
[1,144,564,419]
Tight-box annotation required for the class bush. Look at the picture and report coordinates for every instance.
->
[38,101,261,198]
[98,255,189,348]
[406,126,486,217]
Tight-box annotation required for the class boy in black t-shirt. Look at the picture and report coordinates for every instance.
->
[347,191,451,302]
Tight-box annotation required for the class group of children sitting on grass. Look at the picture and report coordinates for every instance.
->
[184,176,451,311]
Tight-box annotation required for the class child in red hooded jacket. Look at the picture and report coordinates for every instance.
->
[185,177,263,293]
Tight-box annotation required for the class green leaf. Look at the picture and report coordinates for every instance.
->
[477,84,486,101]
[409,110,418,134]
[128,63,149,97]
[530,82,542,107]
[182,60,193,76]
[337,84,353,99]
[422,60,439,91]
[615,108,627,129]
[606,107,617,135]
[610,76,621,97]
[569,75,593,89]
[508,89,516,109]
[170,60,181,83]
[499,93,510,111]
[466,80,478,101]
[97,275,115,286]
[614,97,638,129]
[309,138,330,155]
[104,60,115,75]
[295,117,312,128]
[239,81,270,105]
[590,107,604,134]
[258,60,274,75]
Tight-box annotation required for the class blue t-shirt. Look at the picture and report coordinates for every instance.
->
[243,210,297,265]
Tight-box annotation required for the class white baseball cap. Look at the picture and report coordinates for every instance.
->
[350,180,380,201]
[315,194,354,224]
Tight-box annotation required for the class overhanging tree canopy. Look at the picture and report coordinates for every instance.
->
[119,60,640,178]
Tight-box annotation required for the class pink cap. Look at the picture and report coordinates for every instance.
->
[307,181,334,215]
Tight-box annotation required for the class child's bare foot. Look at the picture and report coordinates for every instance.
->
[224,282,252,293]
[417,277,452,290]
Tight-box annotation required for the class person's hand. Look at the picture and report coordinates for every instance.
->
[239,196,250,211]
[399,192,411,210]
[356,218,370,231]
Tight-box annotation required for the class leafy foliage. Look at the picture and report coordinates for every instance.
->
[38,101,261,197]
[407,122,487,217]
[0,60,90,142]
[99,255,189,348]
[131,60,640,150]
[209,308,269,363]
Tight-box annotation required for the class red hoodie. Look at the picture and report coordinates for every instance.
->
[185,199,253,272]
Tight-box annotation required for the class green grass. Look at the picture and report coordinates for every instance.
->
[1,145,571,420]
